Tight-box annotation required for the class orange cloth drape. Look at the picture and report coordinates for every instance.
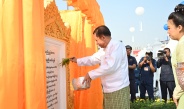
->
[60,10,103,109]
[0,0,46,109]
[67,0,104,29]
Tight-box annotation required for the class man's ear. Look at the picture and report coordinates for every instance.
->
[101,35,106,40]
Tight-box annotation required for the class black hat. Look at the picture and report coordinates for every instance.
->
[125,45,132,50]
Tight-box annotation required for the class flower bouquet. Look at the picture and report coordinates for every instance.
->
[59,58,70,67]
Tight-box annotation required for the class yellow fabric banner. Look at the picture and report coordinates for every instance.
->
[0,0,46,109]
[60,10,103,109]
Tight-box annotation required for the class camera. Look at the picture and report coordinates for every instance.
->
[146,56,151,61]
[145,52,152,61]
[157,50,166,59]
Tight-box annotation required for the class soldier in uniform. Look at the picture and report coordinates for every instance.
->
[126,45,137,102]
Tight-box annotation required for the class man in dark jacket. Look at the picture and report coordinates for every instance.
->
[157,48,175,102]
[125,45,137,102]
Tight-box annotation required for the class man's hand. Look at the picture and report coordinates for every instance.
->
[148,59,156,73]
[147,59,152,65]
[173,97,178,107]
[69,57,77,63]
[164,56,168,61]
[129,64,136,69]
[143,56,147,62]
[82,73,92,85]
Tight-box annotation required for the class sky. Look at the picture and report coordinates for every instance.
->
[56,0,183,49]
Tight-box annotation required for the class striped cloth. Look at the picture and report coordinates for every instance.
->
[103,86,130,109]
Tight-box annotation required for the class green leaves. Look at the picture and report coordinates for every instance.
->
[60,58,70,67]
[130,98,176,109]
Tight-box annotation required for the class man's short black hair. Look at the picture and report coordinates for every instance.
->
[164,48,170,52]
[146,51,153,57]
[93,25,111,38]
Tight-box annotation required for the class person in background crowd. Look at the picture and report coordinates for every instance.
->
[167,3,184,108]
[70,25,130,109]
[138,51,157,100]
[125,45,137,102]
[157,48,175,102]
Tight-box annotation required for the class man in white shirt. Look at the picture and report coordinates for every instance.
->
[70,25,130,109]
